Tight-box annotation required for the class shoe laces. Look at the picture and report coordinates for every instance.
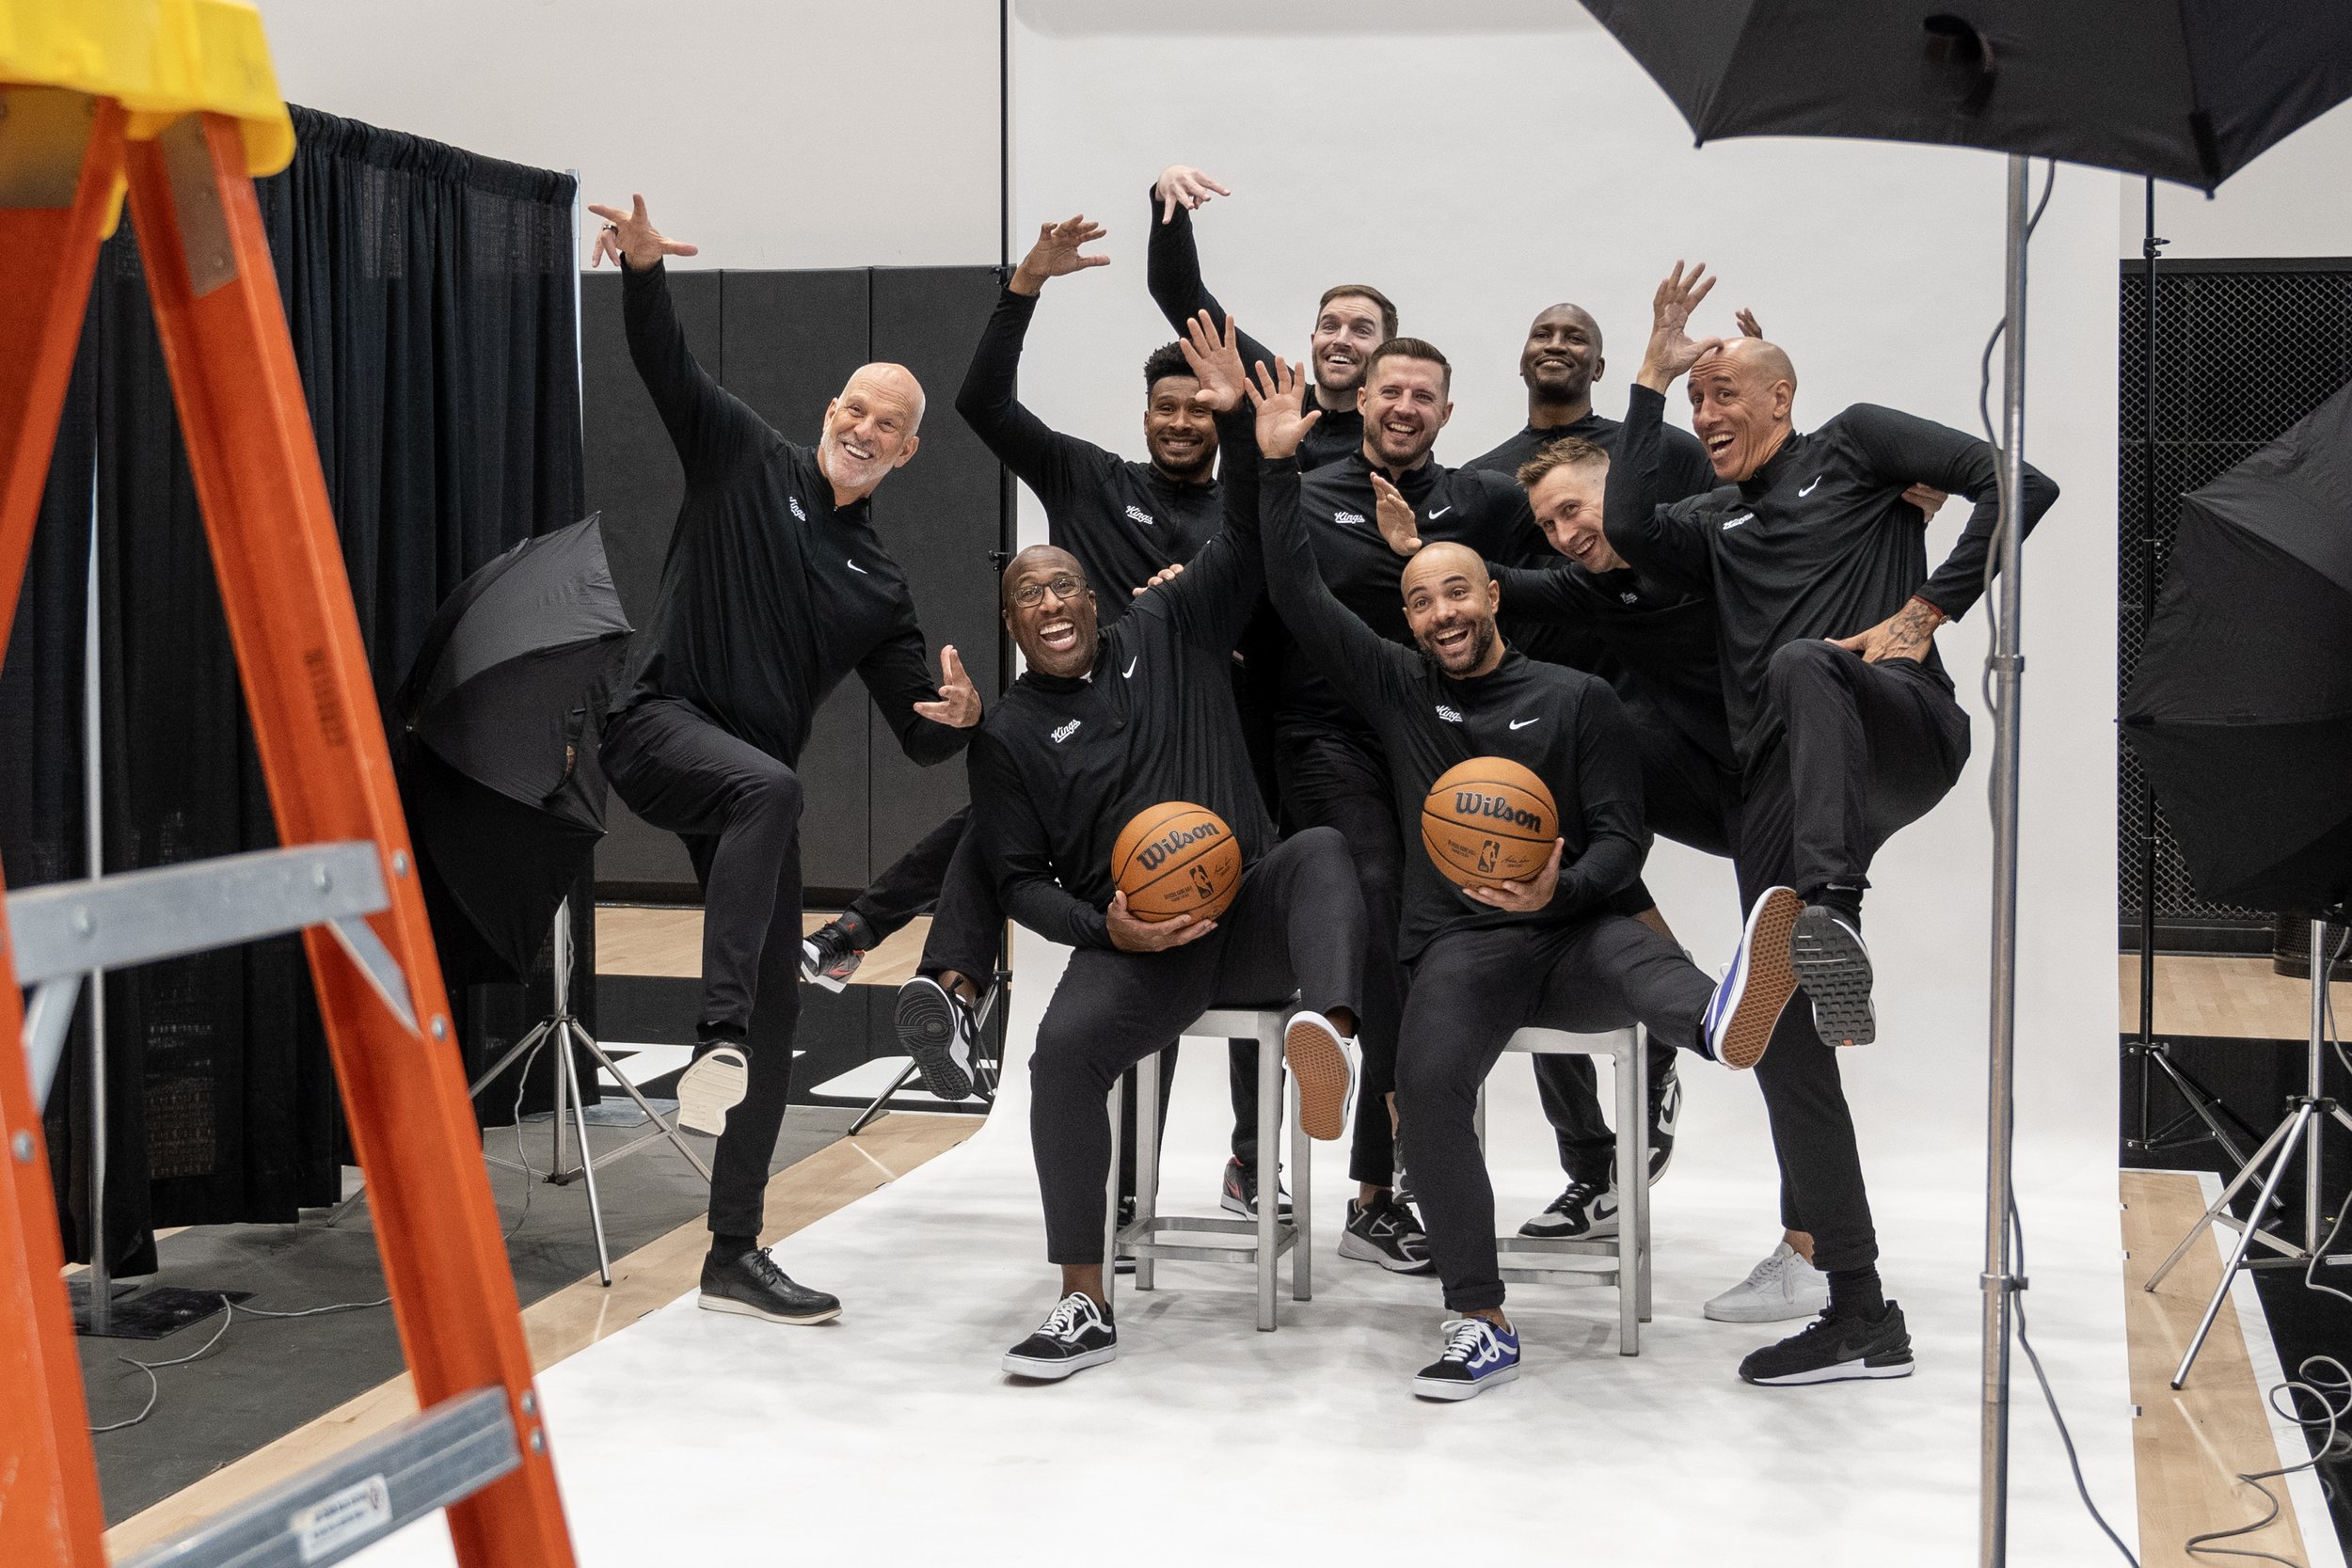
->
[1041,1292,1097,1339]
[1438,1317,1500,1365]
[1551,1178,1609,1214]
[740,1248,790,1291]
[1738,1245,1797,1289]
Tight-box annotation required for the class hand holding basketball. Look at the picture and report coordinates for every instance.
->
[1106,892,1214,953]
[1462,837,1564,911]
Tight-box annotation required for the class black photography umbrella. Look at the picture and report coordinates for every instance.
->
[393,513,632,986]
[2123,380,2352,917]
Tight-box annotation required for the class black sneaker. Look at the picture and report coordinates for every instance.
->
[801,919,866,992]
[1113,1196,1137,1276]
[1001,1291,1118,1380]
[1339,1195,1435,1274]
[894,975,977,1100]
[1790,903,1876,1048]
[1738,1300,1915,1386]
[1519,1178,1619,1239]
[1217,1156,1293,1220]
[1646,1055,1681,1183]
[698,1247,841,1325]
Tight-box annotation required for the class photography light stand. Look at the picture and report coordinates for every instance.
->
[2143,916,2352,1387]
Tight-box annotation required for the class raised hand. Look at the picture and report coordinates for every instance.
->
[1246,356,1322,460]
[1371,473,1421,557]
[588,194,700,272]
[1177,310,1248,413]
[1106,892,1216,953]
[1132,562,1186,597]
[1154,164,1232,224]
[914,644,983,726]
[1735,307,1763,340]
[1009,214,1109,296]
[1638,261,1724,391]
[1464,839,1565,912]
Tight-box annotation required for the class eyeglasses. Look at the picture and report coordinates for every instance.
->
[1010,575,1087,609]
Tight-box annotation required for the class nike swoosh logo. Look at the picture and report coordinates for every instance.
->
[1799,477,1822,497]
[1428,505,1453,519]
[1122,657,1137,678]
[845,559,868,574]
[1509,717,1540,730]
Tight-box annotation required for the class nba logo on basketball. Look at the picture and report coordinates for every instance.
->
[1189,864,1216,900]
[1477,840,1499,875]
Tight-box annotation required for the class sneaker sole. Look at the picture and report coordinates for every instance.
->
[1702,1292,1830,1324]
[1517,1216,1620,1241]
[1790,906,1876,1047]
[894,983,975,1101]
[1001,1344,1119,1380]
[1218,1193,1293,1221]
[1337,1230,1437,1274]
[697,1291,840,1326]
[675,1051,749,1136]
[1740,1354,1915,1386]
[1716,889,1803,1069]
[1285,1015,1358,1142]
[1413,1364,1520,1401]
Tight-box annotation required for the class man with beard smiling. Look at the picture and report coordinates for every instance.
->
[1465,302,1716,499]
[1148,162,1393,469]
[589,195,982,1329]
[974,322,1364,1380]
[1601,261,2059,1386]
[1250,357,1800,1400]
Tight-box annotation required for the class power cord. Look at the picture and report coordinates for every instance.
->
[2184,1356,2351,1566]
[2009,1199,2141,1563]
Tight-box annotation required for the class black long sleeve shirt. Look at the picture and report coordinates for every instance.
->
[1277,453,1550,744]
[1466,407,1718,500]
[968,409,1271,951]
[609,259,970,770]
[1146,185,1364,470]
[955,285,1223,619]
[1261,457,1647,960]
[1603,384,2060,771]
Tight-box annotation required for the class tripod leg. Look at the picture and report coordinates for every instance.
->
[848,1063,920,1137]
[2147,1049,2261,1167]
[468,1021,554,1101]
[2142,1109,2299,1291]
[561,1043,612,1288]
[2171,1104,2312,1389]
[569,1024,712,1182]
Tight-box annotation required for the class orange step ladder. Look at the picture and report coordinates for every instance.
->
[0,6,579,1566]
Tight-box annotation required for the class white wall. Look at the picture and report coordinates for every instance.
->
[2119,97,2352,259]
[1011,0,2119,1169]
[257,0,1000,268]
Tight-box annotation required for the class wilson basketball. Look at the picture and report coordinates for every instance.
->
[1111,801,1242,923]
[1421,757,1558,888]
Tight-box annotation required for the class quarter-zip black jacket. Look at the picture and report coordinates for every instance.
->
[956,285,1222,620]
[969,410,1271,952]
[1261,457,1647,960]
[1466,406,1716,499]
[1146,186,1364,470]
[1487,560,1733,771]
[610,259,969,770]
[1279,452,1549,743]
[1604,384,2060,771]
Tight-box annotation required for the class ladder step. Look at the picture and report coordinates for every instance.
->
[4,843,389,985]
[117,1386,521,1568]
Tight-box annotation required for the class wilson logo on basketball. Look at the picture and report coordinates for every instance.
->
[1454,790,1544,832]
[1136,819,1224,873]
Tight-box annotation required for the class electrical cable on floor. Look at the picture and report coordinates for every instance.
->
[502,1036,548,1242]
[2008,1200,2142,1564]
[2183,1355,2350,1566]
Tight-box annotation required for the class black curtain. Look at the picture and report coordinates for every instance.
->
[0,105,585,1272]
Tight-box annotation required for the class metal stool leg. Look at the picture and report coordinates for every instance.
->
[1283,1018,1311,1304]
[1136,1052,1162,1293]
[1613,1034,1640,1355]
[1102,1079,1123,1321]
[1257,1019,1280,1329]
[1632,1030,1651,1324]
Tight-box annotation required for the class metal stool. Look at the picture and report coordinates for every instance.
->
[1475,1025,1652,1354]
[1104,1000,1310,1331]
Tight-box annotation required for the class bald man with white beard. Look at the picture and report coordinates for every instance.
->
[591,196,982,1328]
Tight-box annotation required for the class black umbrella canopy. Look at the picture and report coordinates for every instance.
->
[2122,379,2352,915]
[1579,1,2352,189]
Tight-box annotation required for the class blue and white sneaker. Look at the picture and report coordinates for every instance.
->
[1412,1316,1522,1401]
[1702,887,1803,1069]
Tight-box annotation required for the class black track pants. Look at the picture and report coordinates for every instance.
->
[600,698,805,1240]
[1028,829,1365,1264]
[1397,917,1710,1314]
[846,805,968,942]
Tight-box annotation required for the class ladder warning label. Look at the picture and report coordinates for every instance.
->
[293,1474,391,1561]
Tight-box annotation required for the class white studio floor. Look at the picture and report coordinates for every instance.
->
[357,927,2148,1567]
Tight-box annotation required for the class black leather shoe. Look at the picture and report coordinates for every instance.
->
[699,1247,841,1325]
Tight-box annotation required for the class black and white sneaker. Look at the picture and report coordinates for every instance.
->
[1518,1178,1619,1239]
[1702,886,1803,1069]
[1646,1056,1681,1183]
[800,919,866,991]
[1001,1291,1119,1380]
[893,975,977,1101]
[1340,1195,1435,1274]
[1412,1316,1521,1402]
[1738,1301,1915,1386]
[1790,903,1876,1047]
[698,1247,840,1324]
[1218,1156,1293,1220]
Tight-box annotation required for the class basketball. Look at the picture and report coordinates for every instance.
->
[1111,801,1242,923]
[1421,757,1558,888]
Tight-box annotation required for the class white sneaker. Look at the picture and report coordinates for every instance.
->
[1704,1242,1830,1323]
[676,1045,749,1136]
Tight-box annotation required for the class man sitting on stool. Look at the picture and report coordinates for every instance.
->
[1253,357,1799,1400]
[590,195,981,1329]
[976,319,1363,1381]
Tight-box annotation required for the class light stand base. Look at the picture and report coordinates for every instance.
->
[846,970,1009,1137]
